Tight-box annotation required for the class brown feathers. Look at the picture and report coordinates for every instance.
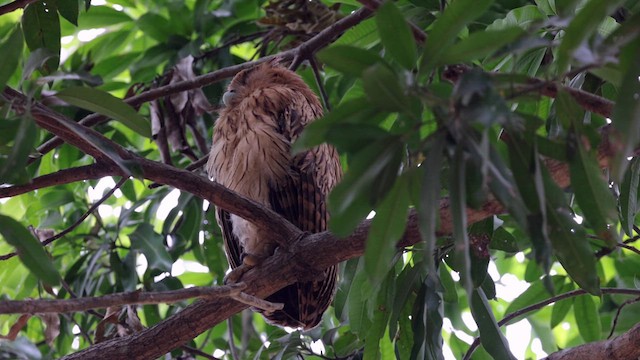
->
[207,62,341,329]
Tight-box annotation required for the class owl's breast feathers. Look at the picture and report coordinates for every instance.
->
[207,63,341,329]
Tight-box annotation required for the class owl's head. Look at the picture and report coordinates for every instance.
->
[222,60,310,108]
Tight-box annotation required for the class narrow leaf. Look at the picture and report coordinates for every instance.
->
[0,215,60,286]
[317,45,384,76]
[574,294,601,342]
[439,28,525,65]
[362,63,408,112]
[0,115,36,184]
[470,288,516,360]
[129,224,172,272]
[619,158,640,236]
[56,87,150,137]
[611,37,640,182]
[556,0,625,73]
[365,175,410,287]
[55,0,79,25]
[0,26,24,89]
[22,1,61,74]
[376,1,417,69]
[420,0,494,75]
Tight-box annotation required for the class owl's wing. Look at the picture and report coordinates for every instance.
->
[265,105,341,329]
[216,209,242,269]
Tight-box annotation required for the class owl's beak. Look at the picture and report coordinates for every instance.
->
[222,90,236,106]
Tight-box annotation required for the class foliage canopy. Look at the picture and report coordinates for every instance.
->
[1,0,640,359]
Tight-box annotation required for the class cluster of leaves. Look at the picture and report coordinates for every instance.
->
[0,0,640,359]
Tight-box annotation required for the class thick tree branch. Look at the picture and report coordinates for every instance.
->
[0,283,247,314]
[545,323,640,360]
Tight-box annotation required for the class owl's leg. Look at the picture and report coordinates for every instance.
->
[224,255,284,313]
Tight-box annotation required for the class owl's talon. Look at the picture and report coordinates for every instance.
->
[224,263,252,285]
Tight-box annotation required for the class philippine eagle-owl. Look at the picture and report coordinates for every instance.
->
[207,61,341,329]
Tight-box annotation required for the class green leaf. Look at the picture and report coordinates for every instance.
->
[490,227,519,253]
[0,214,60,286]
[49,113,142,177]
[138,13,173,42]
[439,27,524,65]
[550,282,575,329]
[556,0,625,73]
[450,145,472,294]
[365,174,410,287]
[317,45,384,76]
[362,63,408,112]
[505,276,565,316]
[0,26,24,90]
[77,5,133,28]
[0,116,36,184]
[547,207,600,295]
[574,294,601,342]
[419,0,494,75]
[54,0,79,25]
[619,158,640,236]
[22,1,61,74]
[56,87,150,138]
[129,223,172,272]
[375,2,417,69]
[470,288,516,360]
[568,129,618,246]
[439,264,458,303]
[611,36,640,182]
[329,138,403,236]
[417,135,445,273]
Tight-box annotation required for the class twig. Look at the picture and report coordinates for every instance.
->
[608,296,640,339]
[180,345,221,360]
[463,288,640,359]
[309,57,331,111]
[617,243,640,256]
[227,317,240,360]
[0,176,126,261]
[0,0,36,15]
[0,283,248,314]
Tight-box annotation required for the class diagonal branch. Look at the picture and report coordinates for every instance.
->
[0,283,248,314]
[0,163,115,199]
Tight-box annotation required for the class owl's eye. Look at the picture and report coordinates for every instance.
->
[222,90,236,106]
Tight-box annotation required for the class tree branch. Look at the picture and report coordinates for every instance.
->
[544,323,640,360]
[0,163,114,199]
[0,0,36,15]
[0,283,247,314]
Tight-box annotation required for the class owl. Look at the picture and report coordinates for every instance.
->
[207,61,342,329]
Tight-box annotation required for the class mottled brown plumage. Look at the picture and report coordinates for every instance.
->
[207,61,341,329]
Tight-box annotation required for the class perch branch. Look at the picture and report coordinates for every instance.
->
[0,283,247,314]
